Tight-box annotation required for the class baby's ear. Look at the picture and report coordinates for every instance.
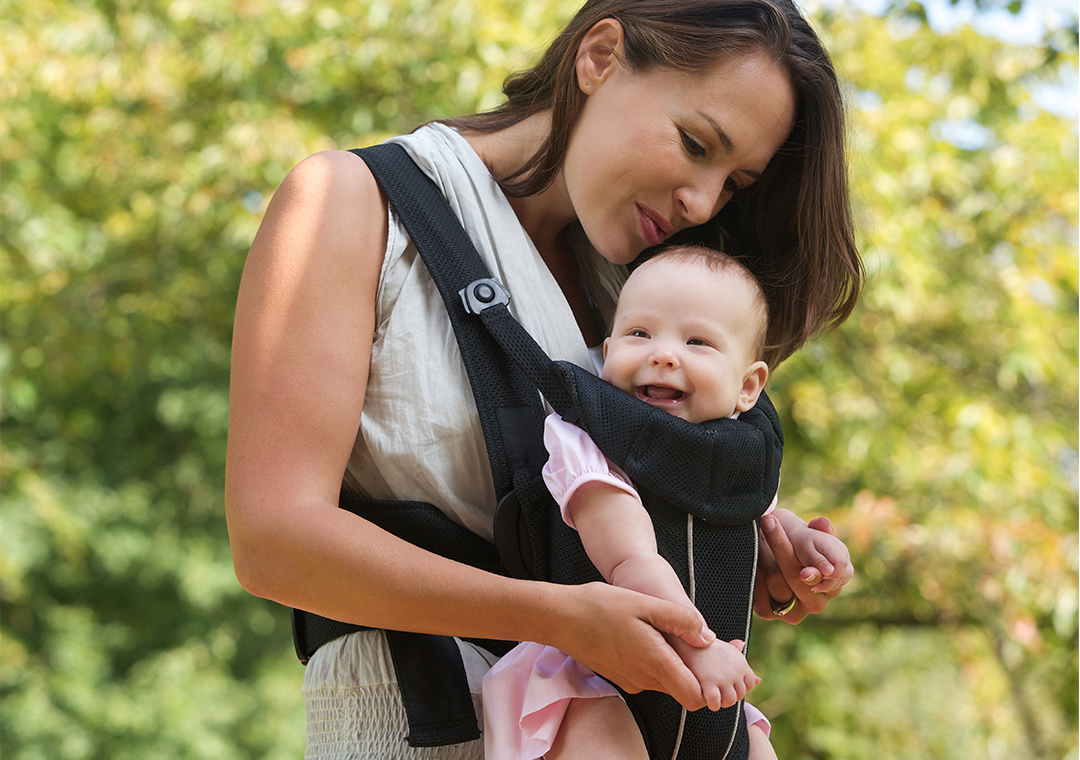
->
[602,337,610,362]
[735,361,769,413]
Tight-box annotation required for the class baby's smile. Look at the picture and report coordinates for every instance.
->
[637,384,687,402]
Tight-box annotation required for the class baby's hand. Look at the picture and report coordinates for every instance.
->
[677,638,759,711]
[781,511,850,590]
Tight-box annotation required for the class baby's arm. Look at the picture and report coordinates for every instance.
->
[567,480,690,600]
[568,481,759,710]
[542,414,690,603]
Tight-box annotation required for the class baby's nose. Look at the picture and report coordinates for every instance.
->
[649,347,679,368]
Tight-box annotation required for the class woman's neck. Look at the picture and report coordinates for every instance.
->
[461,113,576,264]
[461,114,604,347]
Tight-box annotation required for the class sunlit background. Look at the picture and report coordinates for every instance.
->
[1,0,1077,757]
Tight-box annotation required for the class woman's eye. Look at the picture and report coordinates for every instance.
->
[680,130,707,158]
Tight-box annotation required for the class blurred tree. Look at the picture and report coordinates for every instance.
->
[1,1,1075,758]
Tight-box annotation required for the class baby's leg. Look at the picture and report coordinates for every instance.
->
[747,723,778,760]
[545,696,647,760]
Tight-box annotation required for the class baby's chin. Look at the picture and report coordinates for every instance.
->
[638,394,730,424]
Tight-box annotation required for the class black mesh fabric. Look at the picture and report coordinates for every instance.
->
[555,361,782,523]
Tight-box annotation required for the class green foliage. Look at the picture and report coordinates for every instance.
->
[753,9,1078,759]
[1,0,1076,758]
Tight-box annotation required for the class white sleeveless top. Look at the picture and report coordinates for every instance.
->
[342,123,626,541]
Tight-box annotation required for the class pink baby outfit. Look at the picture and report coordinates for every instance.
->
[482,414,771,759]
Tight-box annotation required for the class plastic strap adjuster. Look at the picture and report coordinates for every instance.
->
[459,278,510,315]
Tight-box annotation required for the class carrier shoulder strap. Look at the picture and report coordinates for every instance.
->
[353,143,552,491]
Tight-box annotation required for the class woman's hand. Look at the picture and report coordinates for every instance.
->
[753,510,853,624]
[550,582,715,711]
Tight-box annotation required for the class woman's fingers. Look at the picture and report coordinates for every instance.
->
[564,584,707,711]
[653,603,715,649]
[639,600,713,710]
[752,535,784,619]
[760,515,824,621]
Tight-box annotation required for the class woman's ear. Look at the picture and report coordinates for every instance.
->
[735,361,769,413]
[575,18,624,95]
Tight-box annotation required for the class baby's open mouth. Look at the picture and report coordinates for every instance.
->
[640,385,685,401]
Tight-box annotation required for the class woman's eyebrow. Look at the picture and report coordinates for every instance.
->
[696,110,763,181]
[698,110,734,152]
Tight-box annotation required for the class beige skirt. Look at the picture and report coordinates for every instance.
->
[303,629,501,759]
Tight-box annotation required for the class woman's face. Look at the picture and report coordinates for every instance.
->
[561,47,797,266]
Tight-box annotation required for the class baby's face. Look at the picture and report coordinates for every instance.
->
[601,256,767,424]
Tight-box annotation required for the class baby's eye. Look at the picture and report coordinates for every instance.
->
[687,338,706,346]
[630,329,650,338]
[680,130,707,158]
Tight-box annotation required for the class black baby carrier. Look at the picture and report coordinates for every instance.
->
[290,143,783,759]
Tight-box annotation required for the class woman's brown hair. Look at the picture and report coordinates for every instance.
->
[443,0,863,367]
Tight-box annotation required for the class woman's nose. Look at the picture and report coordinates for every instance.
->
[675,173,731,226]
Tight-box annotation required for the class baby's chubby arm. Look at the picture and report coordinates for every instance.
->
[567,481,691,607]
[568,481,759,710]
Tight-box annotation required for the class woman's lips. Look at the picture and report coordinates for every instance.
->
[638,206,670,247]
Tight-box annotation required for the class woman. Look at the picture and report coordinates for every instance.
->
[225,0,861,756]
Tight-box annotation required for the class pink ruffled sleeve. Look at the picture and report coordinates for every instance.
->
[541,413,641,530]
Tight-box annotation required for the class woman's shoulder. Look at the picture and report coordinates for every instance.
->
[243,149,389,308]
[279,149,383,212]
[259,149,389,261]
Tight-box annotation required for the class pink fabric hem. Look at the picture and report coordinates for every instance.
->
[483,643,772,757]
[744,701,771,738]
[541,414,639,530]
[483,642,619,760]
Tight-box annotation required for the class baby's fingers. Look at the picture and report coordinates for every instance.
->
[809,558,854,594]
[744,670,761,694]
[807,516,834,534]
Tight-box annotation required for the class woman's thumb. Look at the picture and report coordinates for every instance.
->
[651,600,714,648]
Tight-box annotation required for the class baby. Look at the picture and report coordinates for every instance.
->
[483,245,848,760]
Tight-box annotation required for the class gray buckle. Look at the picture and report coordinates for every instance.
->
[459,278,511,315]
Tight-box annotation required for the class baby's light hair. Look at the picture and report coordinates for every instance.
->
[639,245,770,363]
